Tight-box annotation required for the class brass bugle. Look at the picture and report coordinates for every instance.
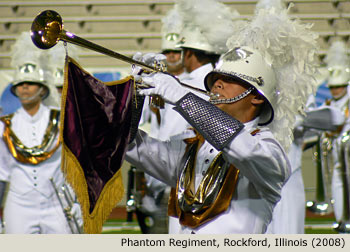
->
[306,134,333,215]
[49,178,82,234]
[31,10,210,96]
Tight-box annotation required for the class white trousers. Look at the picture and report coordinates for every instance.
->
[4,189,72,234]
[168,216,181,234]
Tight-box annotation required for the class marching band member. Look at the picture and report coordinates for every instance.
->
[166,0,243,234]
[174,0,243,98]
[131,0,242,234]
[133,6,188,234]
[323,41,350,226]
[0,32,80,234]
[126,0,318,233]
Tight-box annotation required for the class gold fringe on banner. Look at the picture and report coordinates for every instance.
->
[59,57,128,233]
[61,143,124,234]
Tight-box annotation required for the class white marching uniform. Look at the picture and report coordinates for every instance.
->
[0,104,71,234]
[140,66,211,233]
[142,71,190,195]
[161,64,212,233]
[126,117,291,234]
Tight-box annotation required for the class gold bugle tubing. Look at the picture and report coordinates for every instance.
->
[31,10,209,96]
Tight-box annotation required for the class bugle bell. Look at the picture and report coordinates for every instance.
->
[30,10,210,100]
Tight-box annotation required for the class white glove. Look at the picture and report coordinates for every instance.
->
[131,52,167,78]
[138,72,190,105]
[71,202,81,217]
[70,202,83,227]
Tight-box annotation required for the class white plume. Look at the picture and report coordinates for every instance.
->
[324,40,349,68]
[255,0,286,13]
[227,0,319,151]
[10,32,43,68]
[161,6,183,35]
[177,0,244,54]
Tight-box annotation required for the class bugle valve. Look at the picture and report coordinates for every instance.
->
[30,9,211,105]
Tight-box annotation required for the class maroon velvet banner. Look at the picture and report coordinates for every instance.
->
[61,58,134,233]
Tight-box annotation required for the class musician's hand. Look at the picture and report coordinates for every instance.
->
[131,52,167,78]
[138,72,190,105]
[71,202,83,227]
[71,203,81,218]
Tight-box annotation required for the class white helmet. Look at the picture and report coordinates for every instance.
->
[12,62,46,86]
[324,41,350,87]
[161,7,183,52]
[161,33,182,53]
[204,0,319,151]
[205,47,277,125]
[10,32,59,107]
[327,66,350,87]
[10,62,58,105]
[177,25,216,54]
[10,32,50,99]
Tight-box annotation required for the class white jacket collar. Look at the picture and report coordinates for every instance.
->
[17,103,48,123]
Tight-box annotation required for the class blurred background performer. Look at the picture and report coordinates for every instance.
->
[323,41,350,225]
[175,0,243,96]
[167,0,243,234]
[130,0,243,234]
[132,5,187,234]
[0,32,79,234]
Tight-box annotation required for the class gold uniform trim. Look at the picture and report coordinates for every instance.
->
[0,109,61,164]
[168,129,261,229]
[168,132,239,229]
